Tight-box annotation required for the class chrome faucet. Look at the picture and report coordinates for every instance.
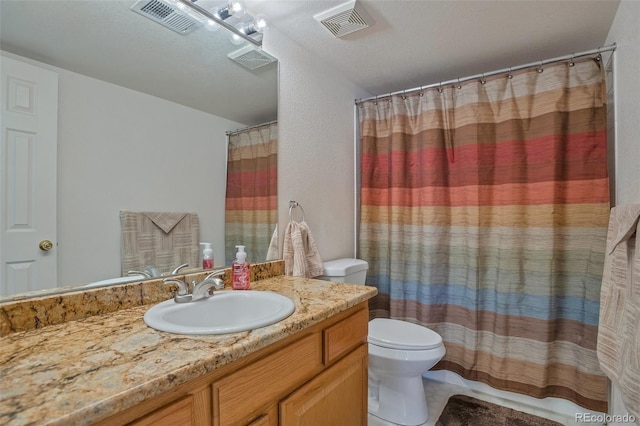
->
[163,270,225,303]
[163,278,192,303]
[191,270,225,301]
[170,263,189,275]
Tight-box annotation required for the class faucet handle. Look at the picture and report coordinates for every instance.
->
[205,270,226,290]
[163,278,192,303]
[128,270,152,278]
[170,263,189,275]
[205,269,225,280]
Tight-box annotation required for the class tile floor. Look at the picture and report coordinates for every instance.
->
[367,374,585,426]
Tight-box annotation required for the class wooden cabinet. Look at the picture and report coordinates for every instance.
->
[97,302,368,426]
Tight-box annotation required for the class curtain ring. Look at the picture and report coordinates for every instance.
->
[401,90,407,100]
[374,95,378,105]
[537,61,544,73]
[437,82,443,93]
[480,73,486,85]
[507,67,513,79]
[456,78,462,89]
[569,53,575,67]
[419,86,424,96]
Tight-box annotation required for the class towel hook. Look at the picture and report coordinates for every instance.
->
[288,201,306,222]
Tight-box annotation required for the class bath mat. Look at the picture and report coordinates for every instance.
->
[435,394,562,426]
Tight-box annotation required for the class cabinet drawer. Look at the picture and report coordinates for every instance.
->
[323,307,368,365]
[213,333,323,426]
[129,395,193,426]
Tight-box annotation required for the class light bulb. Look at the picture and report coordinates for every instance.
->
[251,14,268,33]
[228,1,245,18]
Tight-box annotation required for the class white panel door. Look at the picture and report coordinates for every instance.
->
[1,55,58,296]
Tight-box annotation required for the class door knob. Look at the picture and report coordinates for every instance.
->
[39,240,53,251]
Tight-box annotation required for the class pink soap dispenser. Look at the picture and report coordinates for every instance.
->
[232,245,251,290]
[200,242,213,270]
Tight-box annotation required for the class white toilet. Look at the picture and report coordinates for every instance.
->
[319,259,446,426]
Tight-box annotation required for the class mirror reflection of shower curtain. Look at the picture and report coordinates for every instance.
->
[225,121,278,265]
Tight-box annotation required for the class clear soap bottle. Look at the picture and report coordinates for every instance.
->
[232,245,251,290]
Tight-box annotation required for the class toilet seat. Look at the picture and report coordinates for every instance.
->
[369,318,442,350]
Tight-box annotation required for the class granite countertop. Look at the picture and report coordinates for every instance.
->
[0,276,377,426]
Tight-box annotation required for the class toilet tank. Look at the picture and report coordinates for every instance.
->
[319,258,368,284]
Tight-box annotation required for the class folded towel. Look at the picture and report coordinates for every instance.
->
[283,220,324,278]
[143,212,188,234]
[597,204,640,419]
[120,211,199,276]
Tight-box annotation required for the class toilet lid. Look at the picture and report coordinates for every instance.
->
[368,318,443,350]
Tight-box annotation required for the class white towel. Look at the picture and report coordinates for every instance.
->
[283,220,324,278]
[597,204,640,419]
[266,224,279,261]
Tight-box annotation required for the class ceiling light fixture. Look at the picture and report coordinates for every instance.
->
[174,0,265,47]
[213,0,246,20]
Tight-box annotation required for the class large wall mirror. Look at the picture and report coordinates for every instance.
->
[0,0,278,300]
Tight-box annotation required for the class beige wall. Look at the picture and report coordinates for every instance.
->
[264,28,370,262]
[606,1,640,206]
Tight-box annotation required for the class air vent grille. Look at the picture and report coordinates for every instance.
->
[140,0,173,19]
[228,46,277,70]
[319,9,369,37]
[314,0,374,38]
[131,0,200,35]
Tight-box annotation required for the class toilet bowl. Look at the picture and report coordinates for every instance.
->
[318,258,446,426]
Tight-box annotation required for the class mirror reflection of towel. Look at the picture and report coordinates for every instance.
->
[283,220,323,278]
[120,211,199,276]
[143,212,188,234]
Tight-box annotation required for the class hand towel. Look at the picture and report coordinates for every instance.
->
[597,204,640,419]
[120,211,199,276]
[266,224,279,261]
[283,220,324,278]
[142,212,188,234]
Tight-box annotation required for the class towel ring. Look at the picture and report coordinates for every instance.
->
[289,201,305,222]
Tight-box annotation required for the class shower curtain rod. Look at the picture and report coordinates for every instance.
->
[226,119,278,136]
[355,43,616,104]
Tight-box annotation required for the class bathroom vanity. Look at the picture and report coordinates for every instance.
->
[0,263,377,425]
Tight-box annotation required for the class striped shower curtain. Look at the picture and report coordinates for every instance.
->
[225,122,278,264]
[358,58,609,411]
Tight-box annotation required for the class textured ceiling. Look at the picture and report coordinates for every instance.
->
[251,0,620,97]
[1,0,620,122]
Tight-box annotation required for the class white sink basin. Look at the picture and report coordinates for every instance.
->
[144,291,295,335]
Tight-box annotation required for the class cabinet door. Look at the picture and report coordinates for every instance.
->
[279,344,367,426]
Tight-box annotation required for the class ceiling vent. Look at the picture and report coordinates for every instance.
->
[313,0,374,38]
[228,45,277,70]
[130,0,200,35]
